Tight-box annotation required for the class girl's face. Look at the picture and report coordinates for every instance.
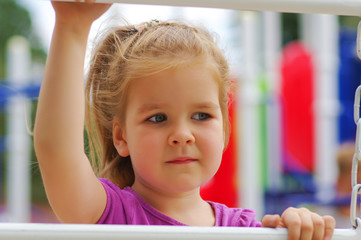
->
[113,63,225,195]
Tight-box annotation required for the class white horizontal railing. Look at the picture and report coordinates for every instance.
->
[75,0,361,16]
[0,224,359,240]
[35,1,360,240]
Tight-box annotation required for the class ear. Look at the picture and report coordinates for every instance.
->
[112,118,130,157]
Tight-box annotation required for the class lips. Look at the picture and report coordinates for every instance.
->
[166,157,198,164]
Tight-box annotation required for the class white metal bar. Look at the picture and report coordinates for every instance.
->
[6,36,31,222]
[239,11,263,218]
[60,0,361,16]
[263,12,282,192]
[0,224,359,240]
[306,14,339,204]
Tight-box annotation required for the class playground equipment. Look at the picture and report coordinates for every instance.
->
[57,0,361,16]
[5,36,32,223]
[0,224,358,240]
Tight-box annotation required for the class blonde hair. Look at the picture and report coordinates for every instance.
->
[85,21,231,188]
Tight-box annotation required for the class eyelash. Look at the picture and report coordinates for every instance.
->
[147,114,167,123]
[192,112,211,121]
[147,112,211,123]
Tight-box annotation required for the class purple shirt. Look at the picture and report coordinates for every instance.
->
[97,178,261,227]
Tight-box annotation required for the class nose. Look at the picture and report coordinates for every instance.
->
[168,122,195,146]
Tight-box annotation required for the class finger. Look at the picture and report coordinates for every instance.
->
[323,215,336,240]
[297,208,313,240]
[262,214,281,228]
[310,213,324,240]
[281,207,301,240]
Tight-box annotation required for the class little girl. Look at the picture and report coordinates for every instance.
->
[34,1,335,239]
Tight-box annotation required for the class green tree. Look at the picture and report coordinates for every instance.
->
[0,0,46,80]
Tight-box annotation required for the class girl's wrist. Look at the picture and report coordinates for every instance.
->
[52,26,90,50]
[54,19,92,40]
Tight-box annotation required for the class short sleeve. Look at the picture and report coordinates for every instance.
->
[97,178,127,224]
[210,201,262,227]
[236,208,262,227]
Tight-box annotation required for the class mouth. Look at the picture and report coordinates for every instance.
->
[166,157,198,164]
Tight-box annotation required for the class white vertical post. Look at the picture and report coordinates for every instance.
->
[238,11,263,218]
[263,12,283,192]
[6,36,31,222]
[301,15,339,203]
[263,12,281,92]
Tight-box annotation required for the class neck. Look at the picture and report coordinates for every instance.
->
[132,181,215,226]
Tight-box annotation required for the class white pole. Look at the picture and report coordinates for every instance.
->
[58,0,361,17]
[263,12,281,93]
[0,223,357,240]
[301,15,339,203]
[238,11,263,218]
[5,36,31,222]
[263,12,283,192]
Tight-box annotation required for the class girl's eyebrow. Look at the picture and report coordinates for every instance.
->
[137,103,167,114]
[137,102,219,114]
[192,102,220,109]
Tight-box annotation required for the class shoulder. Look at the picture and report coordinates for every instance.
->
[97,178,140,224]
[98,178,134,201]
[210,201,262,227]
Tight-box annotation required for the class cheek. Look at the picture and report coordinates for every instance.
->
[199,125,224,158]
[128,128,164,160]
[199,132,224,180]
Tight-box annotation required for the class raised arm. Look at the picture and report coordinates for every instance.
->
[33,1,111,223]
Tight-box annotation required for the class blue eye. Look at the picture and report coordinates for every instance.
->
[193,113,210,120]
[148,114,167,123]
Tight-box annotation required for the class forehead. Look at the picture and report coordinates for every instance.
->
[126,63,220,107]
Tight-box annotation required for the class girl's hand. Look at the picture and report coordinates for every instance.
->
[52,0,112,30]
[261,207,336,240]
